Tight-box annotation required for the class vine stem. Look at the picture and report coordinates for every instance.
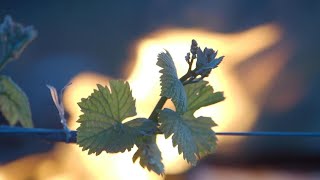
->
[2,126,320,144]
[148,70,194,121]
[0,54,12,72]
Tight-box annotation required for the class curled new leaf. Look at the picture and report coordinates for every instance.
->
[0,15,37,64]
[133,137,164,175]
[77,80,156,154]
[157,50,187,113]
[47,84,71,141]
[195,47,224,72]
[0,75,33,127]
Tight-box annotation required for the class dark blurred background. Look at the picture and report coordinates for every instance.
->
[1,0,320,179]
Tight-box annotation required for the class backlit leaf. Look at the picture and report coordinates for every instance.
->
[159,108,217,165]
[77,80,156,154]
[184,81,224,117]
[157,50,187,113]
[158,80,224,165]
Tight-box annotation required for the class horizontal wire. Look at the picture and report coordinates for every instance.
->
[216,132,320,137]
[1,126,320,144]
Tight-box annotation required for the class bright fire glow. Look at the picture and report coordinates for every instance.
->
[127,24,284,132]
[125,24,284,173]
[0,24,288,179]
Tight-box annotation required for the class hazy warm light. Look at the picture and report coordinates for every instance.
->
[127,24,284,162]
[62,72,161,180]
[0,24,288,179]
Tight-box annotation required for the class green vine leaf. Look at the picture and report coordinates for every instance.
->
[0,75,33,127]
[159,108,216,165]
[185,81,225,117]
[133,137,164,175]
[158,81,224,165]
[77,80,156,154]
[157,50,187,113]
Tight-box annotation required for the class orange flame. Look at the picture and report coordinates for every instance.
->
[0,23,288,179]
